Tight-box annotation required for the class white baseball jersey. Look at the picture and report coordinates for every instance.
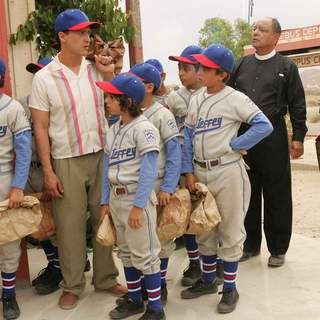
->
[105,115,160,185]
[0,94,30,170]
[185,86,261,161]
[143,102,179,178]
[166,86,204,134]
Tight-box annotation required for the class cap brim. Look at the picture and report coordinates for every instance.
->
[96,81,124,95]
[69,21,101,31]
[26,63,44,74]
[191,54,221,69]
[168,55,196,64]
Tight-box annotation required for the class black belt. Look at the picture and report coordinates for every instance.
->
[194,159,219,169]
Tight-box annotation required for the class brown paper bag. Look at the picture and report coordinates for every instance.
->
[28,193,55,240]
[0,196,42,245]
[157,188,192,241]
[186,183,221,235]
[96,214,116,246]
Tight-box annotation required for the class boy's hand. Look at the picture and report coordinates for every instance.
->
[185,173,197,193]
[157,191,171,206]
[100,204,110,220]
[8,188,24,209]
[128,206,143,229]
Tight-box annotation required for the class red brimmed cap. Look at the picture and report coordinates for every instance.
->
[26,56,53,74]
[55,9,100,34]
[168,45,203,64]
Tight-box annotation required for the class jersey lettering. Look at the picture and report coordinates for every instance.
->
[110,147,136,165]
[194,117,222,135]
[0,125,8,137]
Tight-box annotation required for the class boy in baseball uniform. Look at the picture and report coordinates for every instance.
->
[97,73,166,320]
[180,44,273,313]
[167,45,204,286]
[130,62,181,305]
[0,57,32,319]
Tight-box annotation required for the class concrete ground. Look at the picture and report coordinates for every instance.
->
[7,137,320,320]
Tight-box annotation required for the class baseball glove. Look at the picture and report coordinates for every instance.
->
[186,182,221,235]
[157,188,192,241]
[0,196,42,245]
[96,214,117,247]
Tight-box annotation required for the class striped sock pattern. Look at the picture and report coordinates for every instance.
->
[184,234,200,263]
[124,267,142,303]
[1,272,16,298]
[52,245,61,273]
[223,261,238,290]
[160,258,169,285]
[144,272,163,311]
[202,255,217,284]
[40,240,55,266]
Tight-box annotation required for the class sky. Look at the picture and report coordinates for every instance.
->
[121,0,320,84]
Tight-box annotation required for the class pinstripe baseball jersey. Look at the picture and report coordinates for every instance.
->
[105,115,160,185]
[0,94,30,168]
[143,102,179,178]
[185,86,261,160]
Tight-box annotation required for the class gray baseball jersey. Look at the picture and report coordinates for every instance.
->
[0,94,30,170]
[166,86,204,134]
[105,115,160,185]
[143,102,179,178]
[185,86,261,161]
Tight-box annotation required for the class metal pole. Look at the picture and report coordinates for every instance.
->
[125,0,143,67]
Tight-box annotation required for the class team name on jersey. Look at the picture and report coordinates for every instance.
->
[195,117,222,135]
[0,125,8,137]
[110,147,136,165]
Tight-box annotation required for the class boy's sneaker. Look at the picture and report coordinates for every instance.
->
[34,269,63,295]
[31,264,52,286]
[138,306,166,320]
[109,299,144,319]
[217,288,239,314]
[2,295,20,320]
[181,261,201,286]
[181,279,218,299]
[161,283,168,306]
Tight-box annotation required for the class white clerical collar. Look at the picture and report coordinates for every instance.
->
[255,49,276,61]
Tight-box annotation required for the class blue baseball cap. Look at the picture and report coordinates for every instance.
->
[129,63,161,92]
[96,73,146,104]
[191,44,235,73]
[168,45,203,64]
[0,58,5,77]
[55,9,100,34]
[26,56,53,74]
[145,59,164,74]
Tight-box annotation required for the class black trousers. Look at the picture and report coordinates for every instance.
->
[243,118,292,255]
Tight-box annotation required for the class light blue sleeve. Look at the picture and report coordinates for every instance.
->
[181,127,194,174]
[11,130,32,189]
[100,153,110,205]
[133,151,158,208]
[230,112,274,151]
[160,137,181,193]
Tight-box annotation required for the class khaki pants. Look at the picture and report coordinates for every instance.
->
[0,172,21,273]
[52,151,118,295]
[195,159,250,262]
[153,179,176,259]
[109,185,161,275]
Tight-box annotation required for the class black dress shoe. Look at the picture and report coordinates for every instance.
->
[239,250,260,262]
[217,288,239,314]
[2,295,20,320]
[268,254,285,267]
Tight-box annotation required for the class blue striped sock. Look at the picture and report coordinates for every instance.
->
[1,272,16,298]
[202,255,217,284]
[183,234,200,263]
[223,261,238,290]
[40,240,55,267]
[144,272,162,311]
[160,258,168,285]
[124,267,142,303]
[52,245,61,273]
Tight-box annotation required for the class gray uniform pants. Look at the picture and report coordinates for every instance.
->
[195,159,250,262]
[153,178,176,259]
[0,171,21,273]
[109,184,161,274]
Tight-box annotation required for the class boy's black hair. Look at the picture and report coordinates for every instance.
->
[0,76,4,88]
[215,68,230,83]
[143,81,158,95]
[110,94,142,118]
